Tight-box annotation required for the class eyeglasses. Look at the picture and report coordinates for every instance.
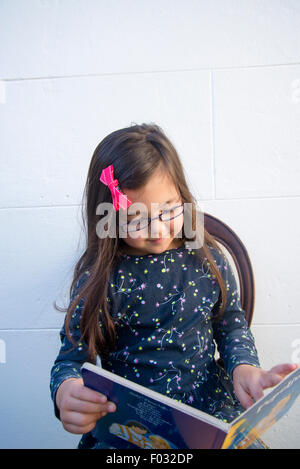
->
[120,203,184,233]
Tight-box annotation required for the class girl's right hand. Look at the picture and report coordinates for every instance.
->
[55,377,117,434]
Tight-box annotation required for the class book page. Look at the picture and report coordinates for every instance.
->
[222,367,300,449]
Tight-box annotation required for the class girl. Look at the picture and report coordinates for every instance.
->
[50,123,297,449]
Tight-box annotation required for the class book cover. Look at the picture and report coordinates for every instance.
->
[81,362,300,449]
[81,362,228,449]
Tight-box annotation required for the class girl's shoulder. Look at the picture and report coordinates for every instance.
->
[207,243,225,259]
[205,244,230,269]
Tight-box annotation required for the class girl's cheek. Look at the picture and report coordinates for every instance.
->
[127,231,147,241]
[173,214,184,237]
[159,217,183,239]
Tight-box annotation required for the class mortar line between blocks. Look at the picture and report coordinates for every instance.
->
[2,61,300,82]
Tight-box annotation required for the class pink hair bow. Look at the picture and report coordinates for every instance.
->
[99,164,132,211]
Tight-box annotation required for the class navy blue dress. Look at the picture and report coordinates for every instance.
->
[50,244,262,449]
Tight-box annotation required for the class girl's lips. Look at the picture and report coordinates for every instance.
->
[148,238,164,244]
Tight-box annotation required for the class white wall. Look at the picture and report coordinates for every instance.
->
[0,0,299,449]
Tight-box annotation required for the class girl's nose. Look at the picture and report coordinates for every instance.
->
[148,217,170,239]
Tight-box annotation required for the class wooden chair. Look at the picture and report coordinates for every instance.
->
[204,213,255,327]
[204,213,270,449]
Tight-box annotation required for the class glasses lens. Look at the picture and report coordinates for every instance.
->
[123,204,184,232]
[126,218,149,232]
[161,204,184,222]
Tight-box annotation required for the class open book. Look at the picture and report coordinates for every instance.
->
[81,362,300,449]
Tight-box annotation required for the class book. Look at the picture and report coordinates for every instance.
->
[81,362,300,449]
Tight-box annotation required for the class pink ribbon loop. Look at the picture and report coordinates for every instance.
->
[100,164,132,211]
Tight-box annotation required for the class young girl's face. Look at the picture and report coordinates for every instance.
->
[119,169,184,256]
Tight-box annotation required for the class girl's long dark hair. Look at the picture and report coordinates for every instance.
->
[54,123,227,363]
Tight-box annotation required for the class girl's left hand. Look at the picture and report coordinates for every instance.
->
[232,362,299,409]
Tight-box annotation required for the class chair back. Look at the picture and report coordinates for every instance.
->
[204,213,255,326]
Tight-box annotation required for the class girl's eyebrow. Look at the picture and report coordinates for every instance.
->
[160,196,179,206]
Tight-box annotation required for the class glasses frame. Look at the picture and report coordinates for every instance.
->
[120,202,185,233]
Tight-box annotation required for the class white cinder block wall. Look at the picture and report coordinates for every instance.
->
[0,0,299,449]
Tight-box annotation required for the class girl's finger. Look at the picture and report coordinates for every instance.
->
[62,410,102,428]
[62,420,98,435]
[234,383,253,409]
[248,382,264,402]
[260,372,282,390]
[269,363,298,377]
[65,397,107,414]
[71,383,107,404]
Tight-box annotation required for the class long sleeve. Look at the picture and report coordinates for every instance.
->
[212,249,260,380]
[50,271,90,419]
